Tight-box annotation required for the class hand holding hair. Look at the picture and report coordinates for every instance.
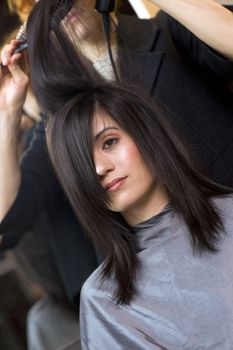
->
[0,22,27,69]
[0,39,29,119]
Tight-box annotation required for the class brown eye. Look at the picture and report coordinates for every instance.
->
[103,138,119,149]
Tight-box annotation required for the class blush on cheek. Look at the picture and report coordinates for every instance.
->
[118,141,141,167]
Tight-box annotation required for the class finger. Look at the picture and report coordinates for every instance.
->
[10,52,22,65]
[1,43,19,66]
[1,45,13,66]
[10,39,19,46]
[7,58,29,87]
[0,62,9,78]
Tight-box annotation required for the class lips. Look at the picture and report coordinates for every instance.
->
[104,177,127,193]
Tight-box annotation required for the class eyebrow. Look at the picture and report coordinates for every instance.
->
[94,127,119,142]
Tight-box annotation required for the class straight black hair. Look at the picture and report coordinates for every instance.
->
[26,0,120,114]
[47,82,231,304]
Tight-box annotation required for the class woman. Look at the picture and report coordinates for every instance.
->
[47,81,233,349]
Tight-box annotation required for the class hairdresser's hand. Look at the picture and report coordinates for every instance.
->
[0,40,29,126]
[0,40,27,221]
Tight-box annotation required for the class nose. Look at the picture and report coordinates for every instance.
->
[95,151,114,177]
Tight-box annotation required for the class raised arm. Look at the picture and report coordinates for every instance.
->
[0,40,28,220]
[147,0,233,59]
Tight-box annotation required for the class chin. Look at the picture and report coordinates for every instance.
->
[109,201,131,214]
[108,190,132,212]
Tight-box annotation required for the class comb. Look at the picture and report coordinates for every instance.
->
[14,22,28,53]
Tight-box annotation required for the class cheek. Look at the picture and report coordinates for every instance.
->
[124,144,154,185]
[116,143,140,168]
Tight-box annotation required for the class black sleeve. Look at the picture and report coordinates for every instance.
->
[167,7,233,82]
[0,121,63,249]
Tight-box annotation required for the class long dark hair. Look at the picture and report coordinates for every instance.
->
[46,82,231,304]
[26,0,121,114]
[26,0,105,114]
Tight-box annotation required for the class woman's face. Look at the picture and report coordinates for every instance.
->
[93,113,168,225]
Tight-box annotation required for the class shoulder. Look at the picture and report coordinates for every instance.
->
[213,194,233,210]
[81,264,104,300]
[81,263,114,305]
[167,14,233,82]
[212,195,233,227]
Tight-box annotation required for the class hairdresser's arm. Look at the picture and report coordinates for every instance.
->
[0,40,28,221]
[0,120,63,250]
[147,0,233,60]
[0,42,63,250]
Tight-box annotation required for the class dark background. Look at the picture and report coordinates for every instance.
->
[0,0,20,46]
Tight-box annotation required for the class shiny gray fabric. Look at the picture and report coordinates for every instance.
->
[80,197,233,349]
[27,296,80,350]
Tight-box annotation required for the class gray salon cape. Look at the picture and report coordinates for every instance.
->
[80,197,233,349]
